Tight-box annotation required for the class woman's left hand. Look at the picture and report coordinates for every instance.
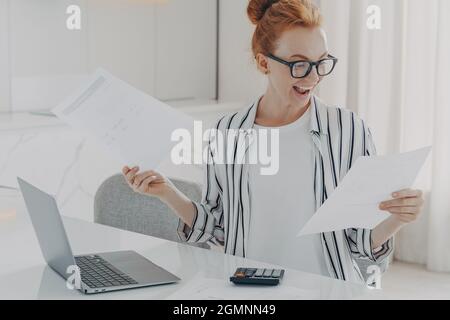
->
[378,188,425,224]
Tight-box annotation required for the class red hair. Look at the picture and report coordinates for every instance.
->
[247,0,323,58]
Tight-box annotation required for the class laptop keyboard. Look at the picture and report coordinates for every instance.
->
[75,255,138,288]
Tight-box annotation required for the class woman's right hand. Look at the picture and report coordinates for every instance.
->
[122,166,197,228]
[122,166,173,199]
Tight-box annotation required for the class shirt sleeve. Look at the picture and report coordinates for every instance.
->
[345,120,394,265]
[176,122,225,246]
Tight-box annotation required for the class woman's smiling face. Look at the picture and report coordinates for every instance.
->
[260,26,329,108]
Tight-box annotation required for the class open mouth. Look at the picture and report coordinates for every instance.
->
[293,85,312,95]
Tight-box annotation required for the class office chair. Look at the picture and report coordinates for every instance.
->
[94,173,209,249]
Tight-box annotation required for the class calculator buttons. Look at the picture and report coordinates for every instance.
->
[230,267,285,285]
[271,269,283,278]
[244,268,257,277]
[254,269,264,277]
[263,269,273,277]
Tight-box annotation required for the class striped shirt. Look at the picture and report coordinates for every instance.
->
[177,94,393,283]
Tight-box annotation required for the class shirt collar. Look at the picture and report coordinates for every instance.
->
[241,94,329,136]
[309,95,329,136]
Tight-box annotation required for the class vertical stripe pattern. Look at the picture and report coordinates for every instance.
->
[177,95,394,283]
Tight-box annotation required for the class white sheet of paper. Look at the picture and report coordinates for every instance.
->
[297,146,431,236]
[165,276,318,300]
[52,69,193,172]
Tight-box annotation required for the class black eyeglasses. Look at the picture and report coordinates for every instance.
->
[267,53,338,78]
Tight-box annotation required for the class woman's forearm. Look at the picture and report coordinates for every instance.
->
[160,185,197,228]
[371,216,405,249]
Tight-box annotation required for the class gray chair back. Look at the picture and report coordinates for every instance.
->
[94,173,202,243]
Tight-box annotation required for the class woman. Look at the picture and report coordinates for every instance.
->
[122,0,424,283]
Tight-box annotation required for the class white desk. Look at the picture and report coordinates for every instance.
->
[0,195,382,300]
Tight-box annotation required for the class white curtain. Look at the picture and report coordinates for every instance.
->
[316,0,450,272]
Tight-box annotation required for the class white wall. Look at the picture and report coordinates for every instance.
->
[0,0,217,112]
[85,0,156,98]
[0,0,11,111]
[155,0,217,101]
[9,0,89,111]
[218,0,267,105]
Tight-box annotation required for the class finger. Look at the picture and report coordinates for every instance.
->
[122,166,130,175]
[386,206,420,215]
[123,165,138,174]
[391,213,419,223]
[133,171,157,187]
[125,168,138,183]
[125,166,140,184]
[138,175,158,193]
[392,188,422,198]
[379,197,423,209]
[133,170,158,186]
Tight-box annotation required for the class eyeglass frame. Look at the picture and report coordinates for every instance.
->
[266,53,338,78]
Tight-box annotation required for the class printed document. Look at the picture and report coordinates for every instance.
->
[297,146,431,236]
[52,69,193,171]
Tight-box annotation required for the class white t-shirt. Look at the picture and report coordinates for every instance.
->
[246,105,329,277]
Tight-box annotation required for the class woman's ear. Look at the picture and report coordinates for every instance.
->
[255,53,270,75]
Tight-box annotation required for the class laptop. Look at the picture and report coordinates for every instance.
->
[17,177,180,294]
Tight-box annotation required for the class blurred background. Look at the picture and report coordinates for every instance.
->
[0,0,449,298]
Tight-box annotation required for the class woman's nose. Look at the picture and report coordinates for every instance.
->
[304,66,320,83]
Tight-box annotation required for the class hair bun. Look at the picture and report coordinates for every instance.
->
[247,0,279,25]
